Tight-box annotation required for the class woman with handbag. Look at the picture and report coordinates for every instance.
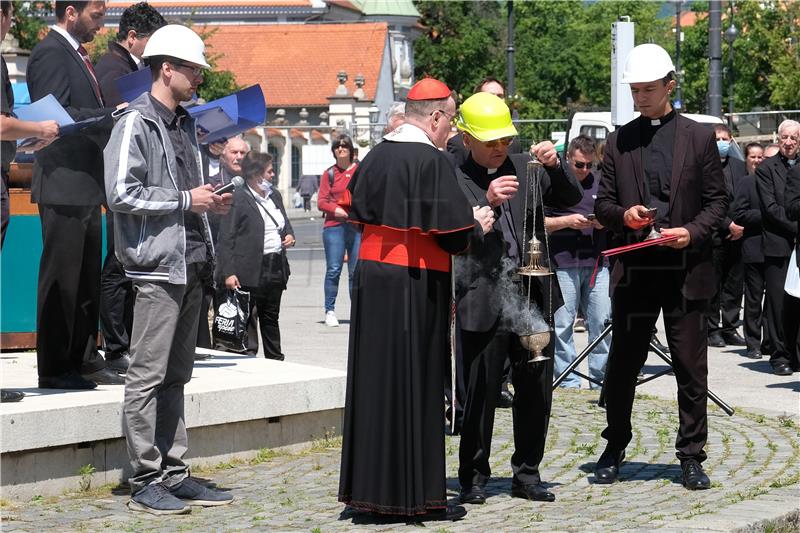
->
[217,151,295,360]
[318,135,360,327]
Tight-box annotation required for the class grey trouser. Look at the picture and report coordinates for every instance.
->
[124,263,203,494]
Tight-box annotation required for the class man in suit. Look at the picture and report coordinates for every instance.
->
[756,120,799,375]
[731,143,768,360]
[453,92,581,504]
[593,44,727,490]
[27,0,125,388]
[95,1,165,374]
[783,164,800,372]
[707,124,747,348]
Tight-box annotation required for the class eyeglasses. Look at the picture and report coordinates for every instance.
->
[571,160,594,169]
[431,109,457,126]
[482,137,514,148]
[170,60,203,78]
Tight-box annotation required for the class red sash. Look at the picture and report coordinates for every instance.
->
[359,225,451,272]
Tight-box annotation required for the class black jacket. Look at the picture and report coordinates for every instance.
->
[94,40,139,108]
[731,173,764,264]
[717,156,747,237]
[216,186,294,289]
[785,164,800,268]
[27,30,114,205]
[755,154,797,258]
[455,153,582,333]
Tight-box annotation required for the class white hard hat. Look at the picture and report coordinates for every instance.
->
[142,24,211,69]
[621,43,676,84]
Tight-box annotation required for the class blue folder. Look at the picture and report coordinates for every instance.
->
[187,85,266,143]
[14,94,104,147]
[114,68,152,104]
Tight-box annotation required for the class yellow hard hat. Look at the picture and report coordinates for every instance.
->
[455,92,518,142]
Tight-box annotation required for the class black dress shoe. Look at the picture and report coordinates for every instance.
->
[419,505,467,521]
[594,448,625,484]
[744,350,762,359]
[82,367,125,385]
[649,335,670,354]
[510,480,555,502]
[773,362,793,376]
[0,389,25,402]
[106,353,131,374]
[265,353,286,361]
[681,459,711,490]
[498,390,513,409]
[39,372,97,390]
[459,484,486,504]
[721,331,746,346]
[707,332,726,348]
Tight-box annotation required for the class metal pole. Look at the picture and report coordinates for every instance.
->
[506,1,517,118]
[674,1,682,110]
[727,1,736,130]
[708,0,723,117]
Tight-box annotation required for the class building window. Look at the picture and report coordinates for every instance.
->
[291,145,301,188]
[268,143,281,185]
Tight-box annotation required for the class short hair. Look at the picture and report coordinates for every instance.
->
[778,119,800,135]
[714,124,732,136]
[386,101,405,122]
[405,95,452,120]
[567,134,596,158]
[240,151,273,181]
[118,2,165,42]
[662,72,675,85]
[473,76,504,95]
[55,1,89,21]
[1,1,11,16]
[331,134,355,162]
[744,142,763,157]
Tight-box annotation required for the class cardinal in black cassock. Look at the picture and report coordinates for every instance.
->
[337,79,476,517]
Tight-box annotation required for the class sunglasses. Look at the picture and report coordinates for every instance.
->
[571,161,594,169]
[483,137,514,148]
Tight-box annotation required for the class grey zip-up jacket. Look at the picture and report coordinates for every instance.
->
[104,92,214,285]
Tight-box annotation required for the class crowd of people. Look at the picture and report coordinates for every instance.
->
[0,0,797,523]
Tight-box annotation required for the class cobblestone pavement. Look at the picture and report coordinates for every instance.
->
[2,390,798,532]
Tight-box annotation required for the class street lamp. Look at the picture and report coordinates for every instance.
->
[724,3,738,130]
[368,105,380,147]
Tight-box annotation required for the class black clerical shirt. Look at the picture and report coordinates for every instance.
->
[641,109,676,228]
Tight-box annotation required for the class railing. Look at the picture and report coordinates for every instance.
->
[724,110,800,142]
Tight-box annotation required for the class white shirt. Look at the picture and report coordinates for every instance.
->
[247,185,285,254]
[50,25,80,51]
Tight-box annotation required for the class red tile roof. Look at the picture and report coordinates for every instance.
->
[107,1,315,7]
[201,23,388,108]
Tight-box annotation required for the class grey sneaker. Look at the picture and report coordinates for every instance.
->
[128,483,191,515]
[170,477,234,506]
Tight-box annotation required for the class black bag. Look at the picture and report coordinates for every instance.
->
[212,288,250,352]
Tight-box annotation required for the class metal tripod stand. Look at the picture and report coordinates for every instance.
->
[552,319,735,416]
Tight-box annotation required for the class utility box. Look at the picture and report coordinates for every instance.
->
[611,17,635,128]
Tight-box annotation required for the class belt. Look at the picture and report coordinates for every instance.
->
[359,224,450,272]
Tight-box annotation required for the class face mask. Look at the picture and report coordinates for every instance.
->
[258,180,272,193]
[716,140,730,159]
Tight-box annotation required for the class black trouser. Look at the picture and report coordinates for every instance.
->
[708,239,743,335]
[100,214,134,358]
[458,321,553,489]
[782,292,800,370]
[302,195,311,211]
[742,262,766,354]
[196,283,214,349]
[243,253,286,359]
[603,265,708,463]
[763,256,789,363]
[37,204,105,376]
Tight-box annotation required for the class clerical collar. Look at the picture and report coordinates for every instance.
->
[779,153,798,167]
[644,109,676,127]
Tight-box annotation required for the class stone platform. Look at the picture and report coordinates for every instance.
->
[0,349,345,499]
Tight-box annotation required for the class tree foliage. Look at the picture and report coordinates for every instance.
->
[414,0,799,118]
[194,26,241,102]
[413,1,505,101]
[8,1,51,51]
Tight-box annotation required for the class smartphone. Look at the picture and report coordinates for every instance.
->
[585,214,596,221]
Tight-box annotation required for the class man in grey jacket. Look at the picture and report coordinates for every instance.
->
[105,24,233,515]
